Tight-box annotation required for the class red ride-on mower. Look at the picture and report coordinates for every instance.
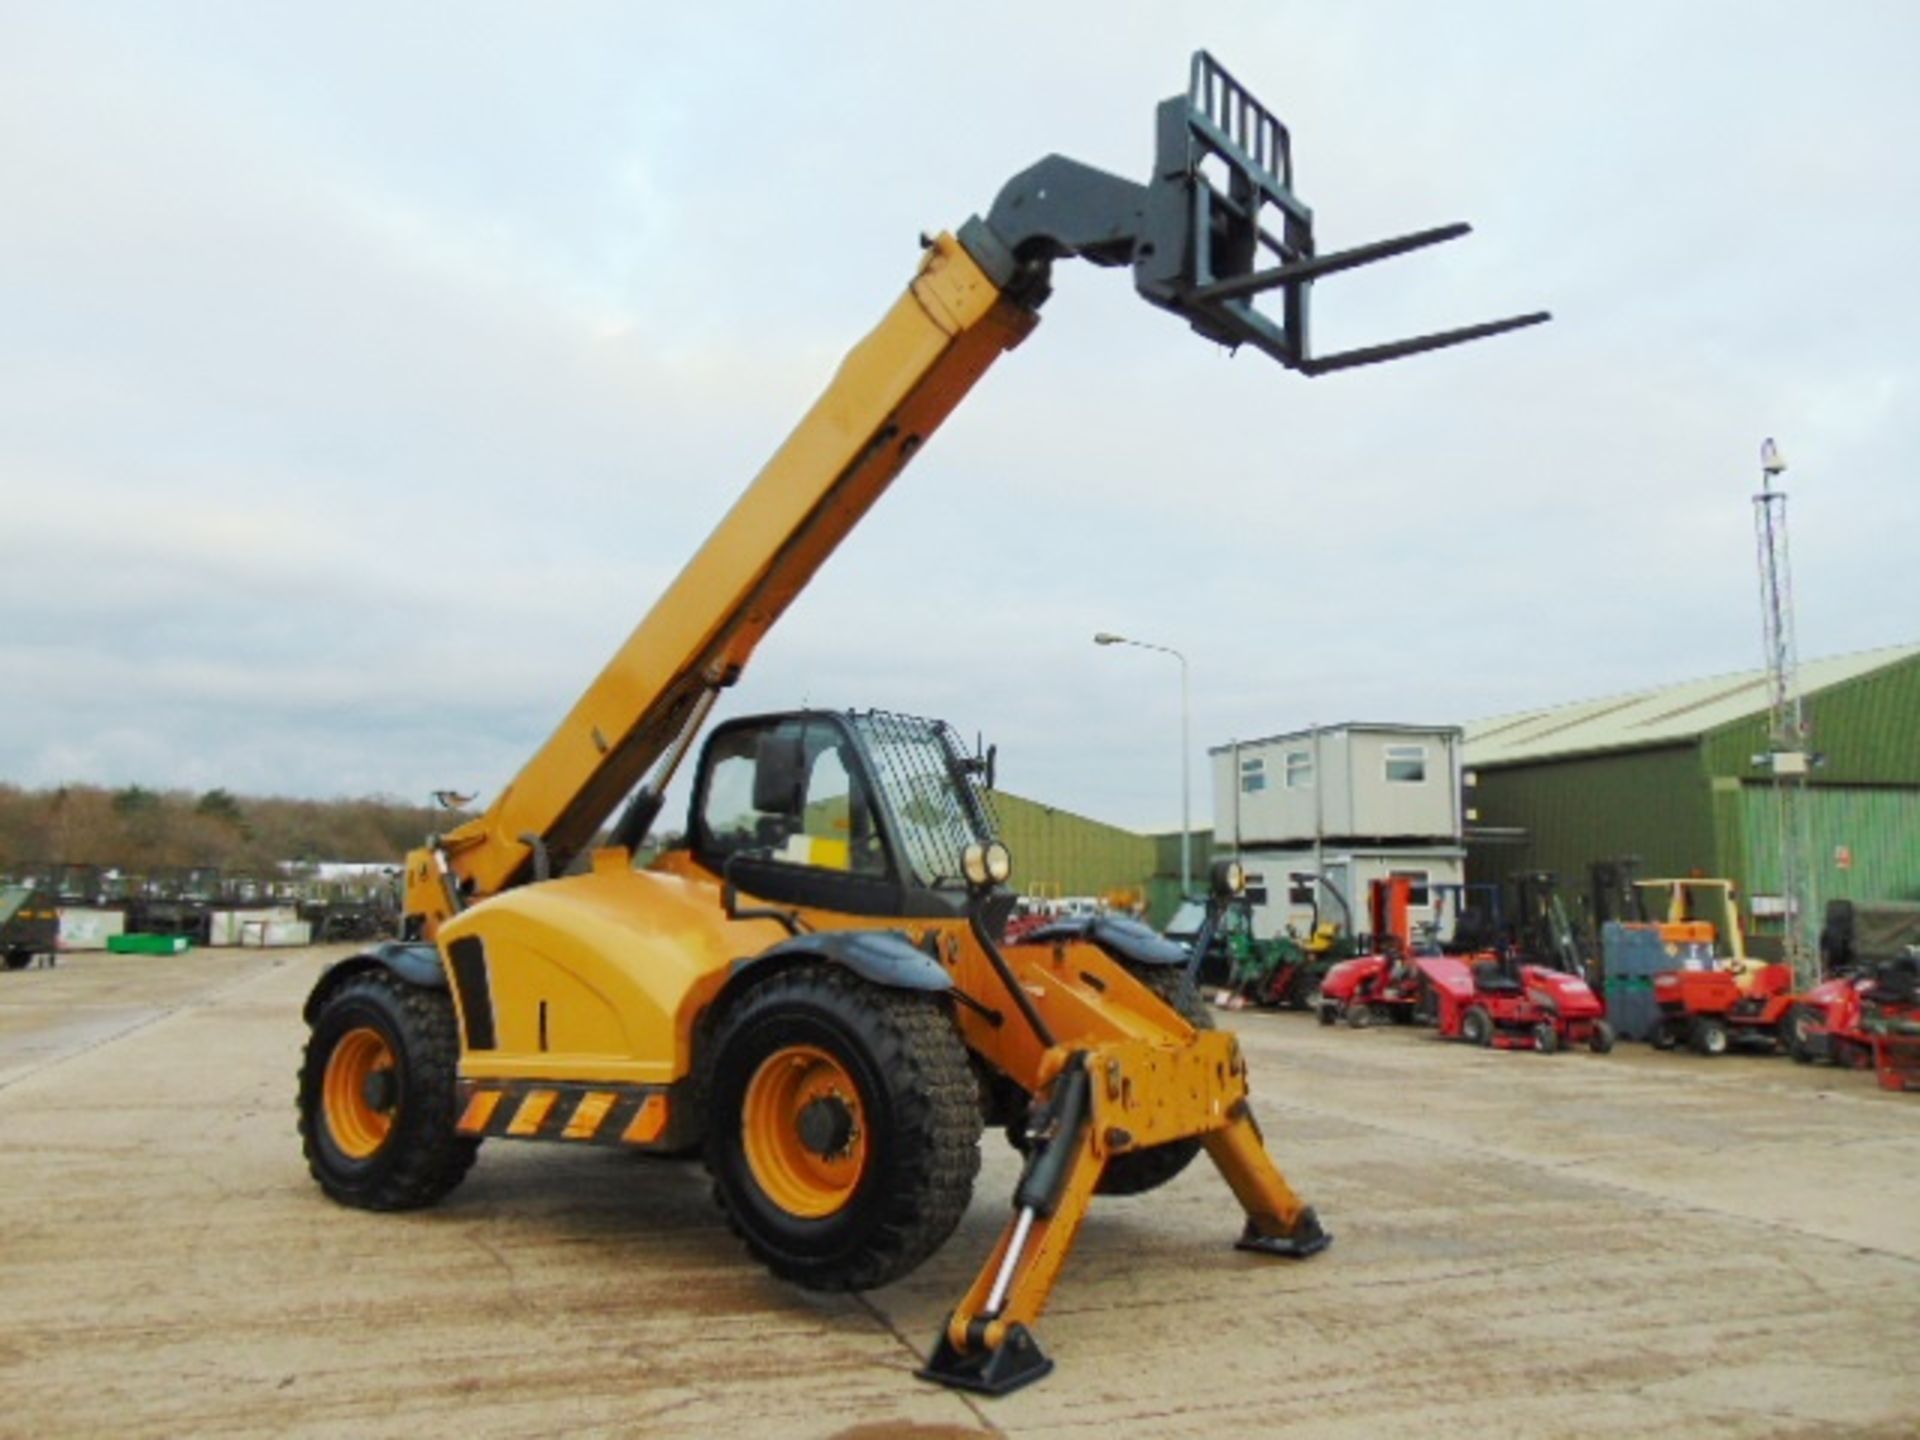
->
[1650,961,1797,1055]
[1786,952,1920,1091]
[1415,952,1614,1053]
[1316,877,1428,1028]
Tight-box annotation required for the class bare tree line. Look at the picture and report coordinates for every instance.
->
[0,783,466,874]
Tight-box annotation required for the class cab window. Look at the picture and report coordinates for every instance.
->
[698,722,888,877]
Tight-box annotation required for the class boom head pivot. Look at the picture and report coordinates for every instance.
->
[975,51,1549,374]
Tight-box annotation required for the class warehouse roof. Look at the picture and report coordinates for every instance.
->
[1464,642,1920,767]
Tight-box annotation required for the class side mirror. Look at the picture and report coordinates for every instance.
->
[960,739,998,791]
[752,730,807,815]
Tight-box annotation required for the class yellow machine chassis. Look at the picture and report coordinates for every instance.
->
[429,847,1327,1392]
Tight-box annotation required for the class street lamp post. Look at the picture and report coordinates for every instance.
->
[1093,632,1192,899]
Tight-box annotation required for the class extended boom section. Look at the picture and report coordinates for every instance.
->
[295,50,1552,1400]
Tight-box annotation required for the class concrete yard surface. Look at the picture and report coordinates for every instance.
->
[2,946,1917,1438]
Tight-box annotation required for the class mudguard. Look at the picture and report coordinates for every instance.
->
[302,941,447,1023]
[745,929,952,992]
[1017,915,1188,968]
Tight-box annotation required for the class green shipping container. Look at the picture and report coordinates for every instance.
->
[109,934,192,956]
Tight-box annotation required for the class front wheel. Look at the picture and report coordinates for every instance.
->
[297,969,477,1210]
[1588,1019,1616,1055]
[1785,1005,1825,1065]
[1533,1021,1560,1054]
[704,967,981,1292]
[1689,1016,1729,1057]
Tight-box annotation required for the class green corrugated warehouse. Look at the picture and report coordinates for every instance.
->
[1464,643,1920,954]
[991,791,1208,927]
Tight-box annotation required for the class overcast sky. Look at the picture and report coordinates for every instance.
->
[4,2,1915,834]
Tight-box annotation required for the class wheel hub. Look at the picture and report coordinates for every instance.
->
[797,1094,857,1158]
[741,1044,870,1219]
[321,1026,398,1160]
[362,1068,398,1113]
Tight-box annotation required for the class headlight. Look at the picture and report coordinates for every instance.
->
[962,840,1013,888]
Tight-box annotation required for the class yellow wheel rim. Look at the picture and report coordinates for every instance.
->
[323,1026,398,1160]
[741,1044,868,1219]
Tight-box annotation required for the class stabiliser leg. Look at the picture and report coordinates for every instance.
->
[917,1061,1097,1395]
[1206,1105,1333,1259]
[918,1038,1331,1396]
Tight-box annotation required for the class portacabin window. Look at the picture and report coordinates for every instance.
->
[1239,756,1267,793]
[1284,750,1313,788]
[1384,743,1428,784]
[1389,869,1431,908]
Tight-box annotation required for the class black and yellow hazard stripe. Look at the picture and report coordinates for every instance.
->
[457,1081,669,1147]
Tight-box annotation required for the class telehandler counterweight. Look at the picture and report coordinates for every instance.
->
[298,51,1546,1395]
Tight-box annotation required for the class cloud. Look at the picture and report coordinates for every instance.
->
[4,3,1916,833]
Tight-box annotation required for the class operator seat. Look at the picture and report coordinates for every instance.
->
[1472,955,1525,995]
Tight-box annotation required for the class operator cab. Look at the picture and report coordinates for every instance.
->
[687,708,1005,921]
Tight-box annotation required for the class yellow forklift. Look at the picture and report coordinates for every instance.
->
[296,52,1545,1394]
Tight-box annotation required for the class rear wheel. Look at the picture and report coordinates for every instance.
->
[1689,1016,1729,1057]
[297,969,477,1210]
[1461,1005,1494,1047]
[3,950,31,971]
[1347,1002,1375,1030]
[1533,1021,1560,1054]
[1650,1020,1679,1051]
[1317,1000,1338,1026]
[705,966,981,1292]
[1414,980,1439,1025]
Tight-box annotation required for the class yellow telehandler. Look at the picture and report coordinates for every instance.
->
[296,52,1546,1394]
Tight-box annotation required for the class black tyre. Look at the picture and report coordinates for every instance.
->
[704,966,981,1292]
[1347,1002,1375,1030]
[1650,1020,1678,1051]
[1533,1021,1560,1055]
[1588,1020,1616,1055]
[1785,1005,1825,1065]
[1094,964,1212,1197]
[1317,1000,1338,1026]
[1461,1005,1494,1047]
[1414,980,1439,1026]
[298,969,478,1211]
[4,950,32,971]
[1689,1016,1729,1057]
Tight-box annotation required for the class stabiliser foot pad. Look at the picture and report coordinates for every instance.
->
[1235,1206,1333,1259]
[916,1320,1054,1396]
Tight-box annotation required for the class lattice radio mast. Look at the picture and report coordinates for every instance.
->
[1752,437,1816,983]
